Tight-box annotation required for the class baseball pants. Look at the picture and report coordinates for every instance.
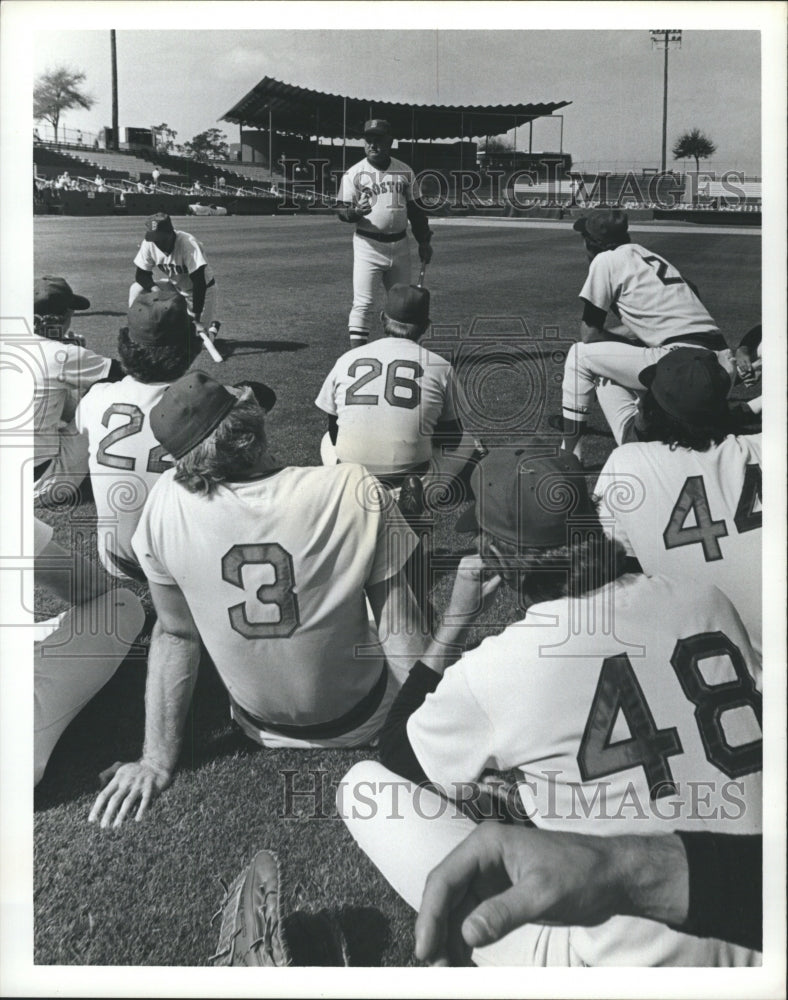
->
[339,760,760,967]
[562,340,736,442]
[34,587,145,785]
[33,420,90,503]
[128,280,218,328]
[349,234,411,336]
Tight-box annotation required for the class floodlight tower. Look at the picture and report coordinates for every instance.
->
[650,29,682,172]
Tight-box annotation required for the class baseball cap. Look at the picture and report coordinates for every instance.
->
[150,371,237,459]
[34,275,90,314]
[127,289,191,345]
[363,119,392,137]
[639,347,731,424]
[572,209,629,247]
[145,212,175,240]
[384,284,430,326]
[455,446,596,549]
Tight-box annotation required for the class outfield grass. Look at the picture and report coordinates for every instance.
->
[33,214,760,966]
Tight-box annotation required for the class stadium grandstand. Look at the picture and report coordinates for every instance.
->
[33,78,761,220]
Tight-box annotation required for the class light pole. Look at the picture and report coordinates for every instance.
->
[110,30,119,150]
[650,29,682,173]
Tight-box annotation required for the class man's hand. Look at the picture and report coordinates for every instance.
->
[414,824,689,966]
[355,191,374,216]
[418,241,433,264]
[734,345,762,386]
[443,554,501,626]
[88,760,171,829]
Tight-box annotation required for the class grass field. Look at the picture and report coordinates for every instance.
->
[32,214,760,966]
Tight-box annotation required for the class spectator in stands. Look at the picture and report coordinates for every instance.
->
[192,179,202,194]
[94,172,103,186]
[152,167,161,188]
[76,130,83,145]
[34,128,42,143]
[137,181,146,193]
[217,175,226,190]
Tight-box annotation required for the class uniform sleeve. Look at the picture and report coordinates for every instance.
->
[405,164,418,202]
[131,484,176,586]
[579,253,615,312]
[61,344,112,391]
[437,367,459,423]
[183,235,208,274]
[315,365,339,416]
[133,240,155,270]
[366,499,418,585]
[406,657,499,789]
[593,455,634,555]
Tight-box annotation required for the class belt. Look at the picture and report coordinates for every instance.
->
[356,229,406,244]
[662,332,727,350]
[229,664,388,741]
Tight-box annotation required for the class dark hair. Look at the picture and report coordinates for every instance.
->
[584,234,631,258]
[637,390,731,452]
[117,326,202,383]
[382,315,426,341]
[481,527,627,605]
[174,388,266,496]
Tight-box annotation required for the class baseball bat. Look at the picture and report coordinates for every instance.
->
[417,261,428,288]
[161,279,224,363]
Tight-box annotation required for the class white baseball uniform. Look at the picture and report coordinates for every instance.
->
[562,244,734,443]
[34,518,145,785]
[338,156,422,336]
[130,230,217,325]
[132,463,418,747]
[315,337,457,476]
[341,573,762,966]
[595,434,762,656]
[30,333,112,497]
[75,377,173,579]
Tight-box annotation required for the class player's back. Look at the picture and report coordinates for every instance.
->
[75,376,172,576]
[316,337,454,475]
[133,463,394,726]
[596,434,762,655]
[586,243,719,346]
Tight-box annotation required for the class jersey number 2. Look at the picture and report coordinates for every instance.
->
[663,466,761,562]
[578,632,762,799]
[221,543,300,639]
[96,403,173,474]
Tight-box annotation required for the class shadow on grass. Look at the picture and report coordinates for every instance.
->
[82,310,126,318]
[219,339,308,358]
[34,647,257,812]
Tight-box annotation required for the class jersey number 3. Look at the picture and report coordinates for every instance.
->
[221,543,300,639]
[578,631,762,799]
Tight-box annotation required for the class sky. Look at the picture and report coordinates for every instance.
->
[28,19,764,174]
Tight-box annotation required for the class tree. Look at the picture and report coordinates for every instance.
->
[34,66,95,143]
[672,128,717,173]
[151,123,178,152]
[181,128,229,162]
[483,135,514,154]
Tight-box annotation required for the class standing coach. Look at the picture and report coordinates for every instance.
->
[336,119,433,349]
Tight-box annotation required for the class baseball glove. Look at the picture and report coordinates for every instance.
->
[209,850,349,967]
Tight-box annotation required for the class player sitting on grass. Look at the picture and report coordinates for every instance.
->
[554,209,736,461]
[74,290,205,581]
[316,283,464,615]
[129,212,220,342]
[339,445,762,967]
[89,372,428,828]
[32,276,123,503]
[594,346,762,656]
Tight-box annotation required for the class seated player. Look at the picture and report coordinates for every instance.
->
[339,446,761,966]
[594,347,762,656]
[34,516,144,785]
[89,373,427,828]
[128,212,220,341]
[316,283,463,616]
[31,276,123,501]
[555,209,736,459]
[74,290,205,580]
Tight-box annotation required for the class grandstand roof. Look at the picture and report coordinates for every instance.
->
[221,77,570,139]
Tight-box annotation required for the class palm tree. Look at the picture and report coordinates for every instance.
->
[672,128,717,173]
